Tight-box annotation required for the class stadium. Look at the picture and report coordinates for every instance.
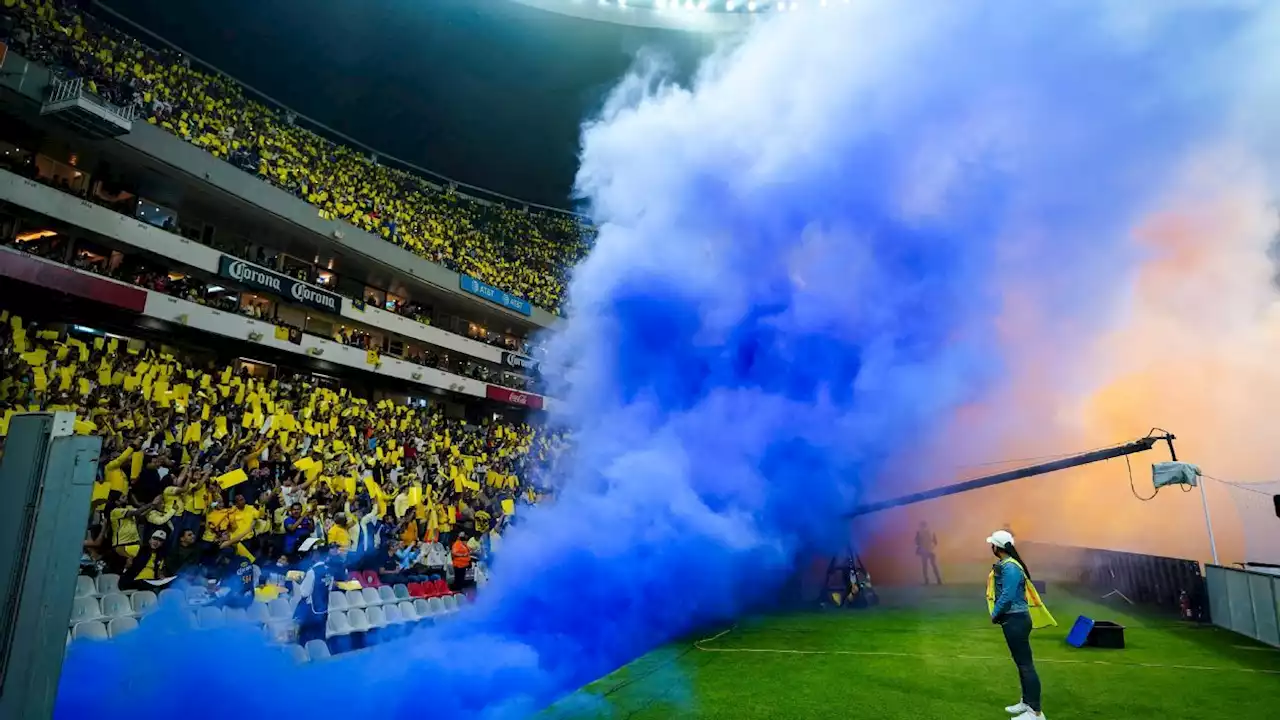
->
[0,1,1279,719]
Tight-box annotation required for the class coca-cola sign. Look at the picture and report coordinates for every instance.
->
[486,384,544,410]
[218,256,341,314]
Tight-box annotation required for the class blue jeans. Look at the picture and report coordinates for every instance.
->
[1001,612,1041,712]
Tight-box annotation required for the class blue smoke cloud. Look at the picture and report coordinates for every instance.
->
[57,3,1280,719]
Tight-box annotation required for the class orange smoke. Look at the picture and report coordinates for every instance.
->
[863,150,1280,579]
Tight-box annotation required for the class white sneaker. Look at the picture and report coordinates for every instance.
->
[1011,711,1044,720]
[1004,702,1030,715]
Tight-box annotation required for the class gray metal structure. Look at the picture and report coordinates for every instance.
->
[0,412,102,720]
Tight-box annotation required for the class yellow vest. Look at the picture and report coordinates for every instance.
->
[986,557,1057,629]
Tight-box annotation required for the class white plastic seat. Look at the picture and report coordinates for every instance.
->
[248,602,271,625]
[365,606,387,629]
[197,606,225,629]
[101,593,133,618]
[97,574,121,596]
[305,639,331,661]
[70,596,103,625]
[268,598,292,620]
[345,589,366,610]
[327,591,349,613]
[73,620,108,641]
[414,598,433,618]
[74,575,98,599]
[289,644,309,663]
[453,593,467,606]
[326,610,353,638]
[108,616,139,637]
[378,586,397,605]
[361,587,381,607]
[346,608,371,633]
[440,595,457,613]
[265,619,296,643]
[383,603,404,625]
[131,591,158,614]
[398,600,420,623]
[427,596,444,615]
[158,588,182,606]
[393,584,409,600]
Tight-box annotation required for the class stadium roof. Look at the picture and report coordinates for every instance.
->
[508,0,836,32]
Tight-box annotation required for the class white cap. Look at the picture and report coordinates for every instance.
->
[986,530,1015,549]
[299,538,320,553]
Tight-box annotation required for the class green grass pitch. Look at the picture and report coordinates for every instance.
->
[545,586,1280,719]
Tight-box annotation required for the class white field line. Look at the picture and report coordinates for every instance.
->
[694,629,1280,675]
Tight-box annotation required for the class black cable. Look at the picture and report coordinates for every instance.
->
[1128,455,1159,501]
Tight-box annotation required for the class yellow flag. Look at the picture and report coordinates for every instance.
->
[215,416,229,439]
[201,404,210,421]
[20,349,47,367]
[78,378,91,396]
[501,499,515,515]
[216,469,249,489]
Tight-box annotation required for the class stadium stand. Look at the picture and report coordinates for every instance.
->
[0,304,568,653]
[0,0,595,314]
[0,144,546,394]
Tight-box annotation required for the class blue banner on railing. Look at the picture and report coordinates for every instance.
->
[459,275,533,316]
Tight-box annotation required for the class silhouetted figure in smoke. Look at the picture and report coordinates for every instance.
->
[915,521,942,585]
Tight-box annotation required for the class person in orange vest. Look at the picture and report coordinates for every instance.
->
[450,531,472,592]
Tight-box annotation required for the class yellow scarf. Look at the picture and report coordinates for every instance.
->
[986,557,1057,629]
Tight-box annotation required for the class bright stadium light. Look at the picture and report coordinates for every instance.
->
[747,0,757,10]
[726,0,736,9]
[699,0,709,10]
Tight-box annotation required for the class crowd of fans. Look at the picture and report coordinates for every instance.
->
[0,307,568,647]
[0,0,595,314]
[0,130,545,361]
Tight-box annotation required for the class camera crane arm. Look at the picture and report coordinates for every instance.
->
[847,431,1178,518]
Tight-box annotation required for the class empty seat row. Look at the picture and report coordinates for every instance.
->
[69,591,157,626]
[75,574,122,598]
[328,588,467,615]
[325,595,464,638]
[70,616,138,641]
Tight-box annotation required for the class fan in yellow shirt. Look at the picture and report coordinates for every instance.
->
[222,494,261,562]
[326,513,353,551]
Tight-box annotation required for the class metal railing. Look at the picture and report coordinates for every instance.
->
[43,76,137,124]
